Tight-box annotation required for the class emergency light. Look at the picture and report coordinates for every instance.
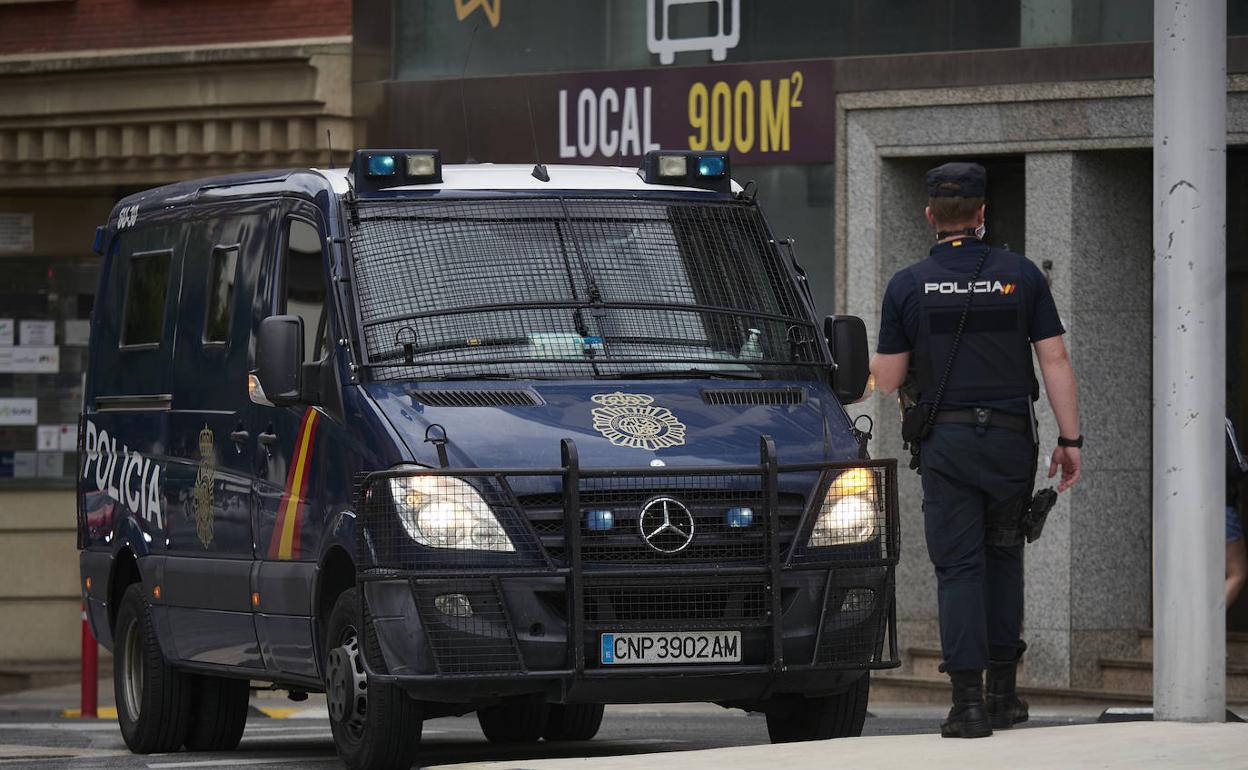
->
[352,149,443,194]
[639,150,732,194]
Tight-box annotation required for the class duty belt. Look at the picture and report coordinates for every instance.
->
[934,407,1030,435]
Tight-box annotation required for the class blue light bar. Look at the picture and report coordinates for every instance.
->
[697,155,726,178]
[366,154,397,177]
[352,149,444,195]
[639,150,731,194]
[725,507,754,528]
[586,510,615,532]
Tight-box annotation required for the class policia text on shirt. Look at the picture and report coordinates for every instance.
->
[870,162,1083,739]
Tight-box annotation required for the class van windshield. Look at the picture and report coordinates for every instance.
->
[348,197,825,380]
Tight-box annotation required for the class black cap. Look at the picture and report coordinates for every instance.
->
[926,162,986,198]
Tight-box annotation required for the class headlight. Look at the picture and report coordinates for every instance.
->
[809,467,879,547]
[387,476,515,552]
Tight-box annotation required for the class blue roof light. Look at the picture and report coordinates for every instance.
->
[586,510,614,532]
[697,155,727,178]
[366,154,397,177]
[725,506,754,528]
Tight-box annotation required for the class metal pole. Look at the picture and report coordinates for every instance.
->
[80,602,98,719]
[1153,0,1227,722]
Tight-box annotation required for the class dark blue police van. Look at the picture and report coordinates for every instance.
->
[77,149,899,769]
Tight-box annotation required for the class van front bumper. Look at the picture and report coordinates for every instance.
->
[354,437,900,705]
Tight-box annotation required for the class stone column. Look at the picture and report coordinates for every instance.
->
[1024,151,1154,688]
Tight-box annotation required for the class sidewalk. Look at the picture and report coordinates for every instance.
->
[426,721,1248,770]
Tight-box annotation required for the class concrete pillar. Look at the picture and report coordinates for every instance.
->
[1153,0,1227,722]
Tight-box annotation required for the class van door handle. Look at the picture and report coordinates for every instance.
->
[229,429,250,443]
[258,431,278,446]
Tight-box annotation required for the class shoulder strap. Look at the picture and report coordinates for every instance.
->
[923,245,992,430]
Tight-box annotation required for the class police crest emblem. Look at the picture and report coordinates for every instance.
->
[591,392,687,451]
[193,424,215,548]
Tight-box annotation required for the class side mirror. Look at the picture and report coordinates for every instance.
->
[255,315,304,405]
[824,315,870,404]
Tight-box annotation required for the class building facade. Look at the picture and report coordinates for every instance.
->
[356,0,1248,693]
[0,0,352,666]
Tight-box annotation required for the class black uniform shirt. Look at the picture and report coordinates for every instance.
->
[876,239,1065,412]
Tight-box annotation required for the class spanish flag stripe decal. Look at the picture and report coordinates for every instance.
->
[268,409,319,561]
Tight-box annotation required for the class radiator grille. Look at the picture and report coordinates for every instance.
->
[583,577,769,629]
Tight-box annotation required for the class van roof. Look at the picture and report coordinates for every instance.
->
[109,162,741,222]
[316,164,742,196]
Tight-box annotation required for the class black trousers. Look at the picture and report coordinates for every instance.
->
[920,423,1033,673]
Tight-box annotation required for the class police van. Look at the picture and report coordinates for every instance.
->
[77,149,899,769]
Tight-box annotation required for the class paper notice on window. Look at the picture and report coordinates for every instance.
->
[0,398,37,425]
[13,451,36,479]
[36,452,64,478]
[63,319,90,347]
[19,320,55,346]
[36,424,59,451]
[0,213,34,255]
[58,423,78,451]
[0,319,12,346]
[0,346,58,373]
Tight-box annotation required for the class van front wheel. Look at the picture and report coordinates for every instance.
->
[325,588,422,770]
[113,583,192,754]
[764,674,870,743]
[543,703,605,742]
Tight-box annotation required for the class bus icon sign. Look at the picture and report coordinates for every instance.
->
[647,0,741,65]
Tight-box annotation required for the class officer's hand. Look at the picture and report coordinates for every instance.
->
[1048,446,1082,492]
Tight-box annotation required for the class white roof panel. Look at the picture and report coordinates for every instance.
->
[314,164,741,196]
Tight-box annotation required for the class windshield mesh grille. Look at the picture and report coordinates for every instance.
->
[349,198,821,380]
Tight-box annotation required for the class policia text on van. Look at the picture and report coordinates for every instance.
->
[77,149,899,770]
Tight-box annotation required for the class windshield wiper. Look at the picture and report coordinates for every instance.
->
[596,368,764,380]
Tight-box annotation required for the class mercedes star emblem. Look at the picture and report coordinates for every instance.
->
[638,496,695,554]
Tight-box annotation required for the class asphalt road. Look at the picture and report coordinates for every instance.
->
[0,702,1099,769]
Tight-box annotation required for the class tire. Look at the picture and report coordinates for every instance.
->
[542,703,605,742]
[184,675,250,751]
[113,583,193,754]
[476,695,549,743]
[765,674,870,743]
[325,588,423,770]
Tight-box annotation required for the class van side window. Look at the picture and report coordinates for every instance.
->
[204,245,239,343]
[285,219,327,362]
[122,250,173,347]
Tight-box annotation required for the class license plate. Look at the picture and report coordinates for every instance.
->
[600,631,742,665]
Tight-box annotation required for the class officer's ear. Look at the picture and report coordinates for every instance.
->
[976,203,986,224]
[925,206,937,227]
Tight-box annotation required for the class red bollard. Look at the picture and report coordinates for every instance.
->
[80,603,98,719]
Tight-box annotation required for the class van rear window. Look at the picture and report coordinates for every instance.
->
[348,198,823,380]
[122,250,172,347]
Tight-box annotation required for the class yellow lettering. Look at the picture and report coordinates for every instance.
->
[733,80,755,154]
[760,79,790,153]
[710,81,732,152]
[790,70,804,107]
[688,82,708,150]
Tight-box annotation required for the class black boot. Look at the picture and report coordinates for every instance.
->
[986,658,1029,729]
[940,670,993,739]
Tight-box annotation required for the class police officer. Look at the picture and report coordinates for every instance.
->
[870,162,1082,738]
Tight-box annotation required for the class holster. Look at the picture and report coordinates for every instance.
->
[986,487,1057,546]
[901,404,932,472]
[901,404,933,444]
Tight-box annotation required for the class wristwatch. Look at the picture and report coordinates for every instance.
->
[1057,435,1084,448]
